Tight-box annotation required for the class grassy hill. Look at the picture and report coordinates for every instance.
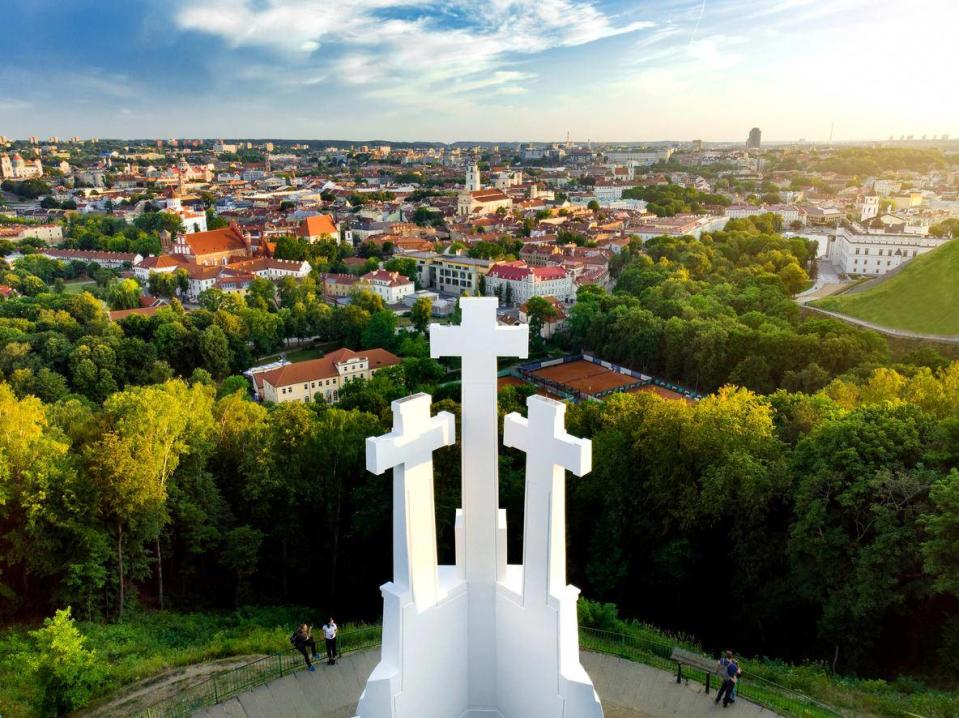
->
[812,239,959,335]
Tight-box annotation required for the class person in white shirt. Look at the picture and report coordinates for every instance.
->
[322,618,338,665]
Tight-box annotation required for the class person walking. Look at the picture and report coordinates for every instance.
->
[715,650,739,708]
[291,623,318,672]
[322,617,338,665]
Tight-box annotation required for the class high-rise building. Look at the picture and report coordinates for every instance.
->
[747,127,762,149]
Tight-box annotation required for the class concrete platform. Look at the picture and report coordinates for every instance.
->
[193,650,780,718]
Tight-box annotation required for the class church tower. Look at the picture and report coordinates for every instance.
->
[465,163,481,193]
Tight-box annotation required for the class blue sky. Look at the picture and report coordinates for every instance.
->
[1,0,956,142]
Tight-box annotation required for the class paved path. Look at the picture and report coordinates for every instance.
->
[794,260,851,304]
[192,649,780,718]
[801,305,959,344]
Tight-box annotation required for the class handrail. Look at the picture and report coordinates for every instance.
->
[131,625,382,718]
[131,624,844,718]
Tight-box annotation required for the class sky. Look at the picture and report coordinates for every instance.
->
[1,0,957,143]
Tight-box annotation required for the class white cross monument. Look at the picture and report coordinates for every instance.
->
[356,297,603,718]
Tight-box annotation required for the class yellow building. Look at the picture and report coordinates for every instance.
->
[259,348,400,404]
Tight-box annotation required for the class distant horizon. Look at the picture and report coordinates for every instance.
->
[5,136,957,148]
[1,0,955,142]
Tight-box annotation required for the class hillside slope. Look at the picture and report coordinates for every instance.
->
[812,239,959,334]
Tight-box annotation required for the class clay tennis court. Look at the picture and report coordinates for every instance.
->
[529,360,639,395]
[629,383,697,404]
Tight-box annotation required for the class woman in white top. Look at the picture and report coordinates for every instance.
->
[322,618,338,665]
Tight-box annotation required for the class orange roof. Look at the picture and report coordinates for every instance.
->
[259,348,400,389]
[184,225,247,256]
[297,214,338,238]
[109,306,160,321]
[140,254,190,269]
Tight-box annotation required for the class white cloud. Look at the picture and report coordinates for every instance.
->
[174,0,651,100]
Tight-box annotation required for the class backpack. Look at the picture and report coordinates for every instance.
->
[290,631,299,647]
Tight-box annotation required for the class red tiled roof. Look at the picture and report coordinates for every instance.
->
[488,261,531,281]
[184,225,247,256]
[362,269,413,287]
[140,254,190,270]
[259,348,400,388]
[531,266,567,280]
[297,214,337,238]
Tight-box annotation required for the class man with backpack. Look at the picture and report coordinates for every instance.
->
[291,623,318,671]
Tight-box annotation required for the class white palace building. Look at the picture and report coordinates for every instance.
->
[827,225,949,277]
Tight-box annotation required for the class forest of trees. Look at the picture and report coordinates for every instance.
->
[0,215,957,700]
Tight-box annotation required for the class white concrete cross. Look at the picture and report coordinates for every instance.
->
[504,395,592,604]
[430,297,528,583]
[430,297,529,383]
[431,297,527,707]
[366,393,455,611]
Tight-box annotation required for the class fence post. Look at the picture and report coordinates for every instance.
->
[676,663,683,684]
[212,674,219,704]
[277,652,283,677]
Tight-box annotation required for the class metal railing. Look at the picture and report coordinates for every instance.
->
[133,624,842,718]
[132,626,382,718]
[579,627,844,718]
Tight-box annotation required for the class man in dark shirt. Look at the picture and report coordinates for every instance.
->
[715,650,740,707]
[292,623,318,671]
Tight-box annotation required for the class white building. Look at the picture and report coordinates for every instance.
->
[361,268,416,304]
[604,148,673,166]
[725,204,806,226]
[0,152,43,179]
[484,262,574,305]
[828,226,948,276]
[592,185,625,202]
[858,195,880,222]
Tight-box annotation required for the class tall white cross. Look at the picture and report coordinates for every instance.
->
[430,297,528,583]
[366,393,455,611]
[504,395,591,604]
[430,297,527,707]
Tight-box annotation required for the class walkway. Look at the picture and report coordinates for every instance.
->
[191,649,780,718]
[801,304,959,344]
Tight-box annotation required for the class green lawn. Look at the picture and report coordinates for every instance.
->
[254,343,334,366]
[62,280,97,295]
[811,239,959,334]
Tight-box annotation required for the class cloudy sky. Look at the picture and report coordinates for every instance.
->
[1,0,956,142]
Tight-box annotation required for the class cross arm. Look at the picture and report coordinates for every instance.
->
[366,393,456,475]
[503,395,592,476]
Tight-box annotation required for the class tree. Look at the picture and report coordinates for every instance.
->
[87,381,214,614]
[221,525,263,607]
[107,278,141,310]
[200,324,232,379]
[923,470,959,597]
[362,310,397,350]
[0,385,70,611]
[410,297,432,335]
[587,199,600,212]
[134,211,184,236]
[27,607,104,716]
[206,208,229,230]
[217,374,250,399]
[525,296,559,353]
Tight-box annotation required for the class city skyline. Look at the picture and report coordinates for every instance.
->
[1,0,957,142]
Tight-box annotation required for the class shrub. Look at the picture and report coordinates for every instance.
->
[27,607,105,716]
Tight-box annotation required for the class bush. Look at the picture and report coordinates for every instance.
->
[27,607,105,716]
